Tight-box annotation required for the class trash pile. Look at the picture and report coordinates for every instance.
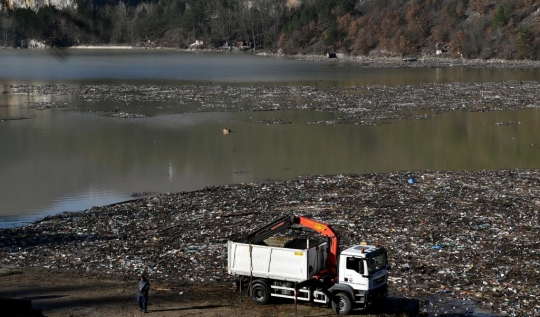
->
[1,117,28,122]
[28,101,66,110]
[1,169,539,316]
[8,81,540,125]
[110,112,148,118]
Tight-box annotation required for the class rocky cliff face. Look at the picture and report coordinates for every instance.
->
[2,0,76,11]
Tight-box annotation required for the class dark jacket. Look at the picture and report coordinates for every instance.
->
[138,280,150,297]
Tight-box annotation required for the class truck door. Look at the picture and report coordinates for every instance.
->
[340,256,369,291]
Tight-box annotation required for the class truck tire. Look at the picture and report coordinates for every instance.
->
[251,282,270,305]
[331,293,353,315]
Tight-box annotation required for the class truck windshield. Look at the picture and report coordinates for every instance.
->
[367,252,387,275]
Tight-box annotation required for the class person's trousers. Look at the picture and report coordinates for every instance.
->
[137,295,148,312]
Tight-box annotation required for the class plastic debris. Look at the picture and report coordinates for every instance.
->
[7,81,540,125]
[1,169,540,317]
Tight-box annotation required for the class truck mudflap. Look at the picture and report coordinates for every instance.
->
[328,284,356,303]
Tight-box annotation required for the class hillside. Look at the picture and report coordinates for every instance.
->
[1,0,540,60]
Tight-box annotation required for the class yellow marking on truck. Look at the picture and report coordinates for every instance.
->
[294,251,304,256]
[314,223,326,231]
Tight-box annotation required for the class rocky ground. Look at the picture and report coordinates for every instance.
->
[1,170,540,316]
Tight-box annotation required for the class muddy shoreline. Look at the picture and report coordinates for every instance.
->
[6,45,540,69]
[285,54,540,69]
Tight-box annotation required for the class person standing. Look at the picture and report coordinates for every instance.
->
[137,275,150,313]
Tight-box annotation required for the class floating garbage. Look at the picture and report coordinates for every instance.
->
[110,112,148,118]
[7,81,540,125]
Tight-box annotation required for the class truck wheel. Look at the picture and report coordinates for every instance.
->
[331,293,352,315]
[251,283,270,305]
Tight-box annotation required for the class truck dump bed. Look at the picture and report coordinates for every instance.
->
[227,237,328,282]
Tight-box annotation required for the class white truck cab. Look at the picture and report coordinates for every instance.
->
[337,245,389,305]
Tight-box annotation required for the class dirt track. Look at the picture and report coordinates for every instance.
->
[1,267,425,317]
[1,266,302,317]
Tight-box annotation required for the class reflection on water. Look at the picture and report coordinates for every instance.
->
[1,98,540,227]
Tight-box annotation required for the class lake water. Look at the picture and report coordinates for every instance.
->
[1,50,540,227]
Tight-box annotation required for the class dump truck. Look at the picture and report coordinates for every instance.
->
[227,215,388,315]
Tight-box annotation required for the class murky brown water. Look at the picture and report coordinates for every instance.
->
[1,50,540,227]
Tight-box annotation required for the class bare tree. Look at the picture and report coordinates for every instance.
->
[208,0,237,46]
[110,1,130,44]
[1,11,14,47]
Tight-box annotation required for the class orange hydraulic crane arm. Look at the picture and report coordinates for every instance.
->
[294,216,339,278]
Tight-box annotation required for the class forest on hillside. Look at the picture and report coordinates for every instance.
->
[1,0,540,60]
